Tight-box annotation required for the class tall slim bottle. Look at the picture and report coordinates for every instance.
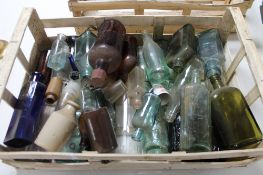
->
[166,24,196,75]
[74,30,97,84]
[142,31,170,85]
[4,51,51,148]
[88,19,126,88]
[179,70,211,152]
[165,57,204,123]
[144,108,169,154]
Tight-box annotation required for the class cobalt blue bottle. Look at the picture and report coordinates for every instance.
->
[4,52,50,148]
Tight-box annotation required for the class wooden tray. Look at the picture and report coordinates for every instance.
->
[0,7,263,170]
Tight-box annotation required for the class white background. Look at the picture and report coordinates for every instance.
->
[1,0,263,174]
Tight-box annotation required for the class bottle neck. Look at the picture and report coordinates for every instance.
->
[209,74,224,89]
[190,70,201,84]
[61,103,78,117]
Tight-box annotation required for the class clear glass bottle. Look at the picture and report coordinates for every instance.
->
[165,57,204,123]
[142,31,170,85]
[47,34,70,71]
[127,66,146,109]
[34,100,80,151]
[74,30,97,81]
[88,19,126,88]
[57,79,81,109]
[144,108,169,154]
[4,52,51,148]
[114,95,143,153]
[80,83,99,112]
[102,80,127,104]
[179,70,211,152]
[168,114,181,152]
[166,24,196,75]
[132,128,144,142]
[132,93,161,130]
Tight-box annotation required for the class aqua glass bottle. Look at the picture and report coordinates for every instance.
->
[144,108,169,154]
[74,30,96,82]
[165,57,204,123]
[47,34,70,71]
[168,114,181,152]
[132,93,161,130]
[166,24,196,75]
[179,70,211,152]
[142,31,170,85]
[132,128,144,142]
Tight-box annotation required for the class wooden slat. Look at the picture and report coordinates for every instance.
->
[153,17,164,40]
[1,88,17,108]
[225,46,246,83]
[1,148,263,161]
[230,7,263,102]
[17,48,31,73]
[246,85,260,105]
[0,8,34,104]
[68,0,252,13]
[4,158,256,170]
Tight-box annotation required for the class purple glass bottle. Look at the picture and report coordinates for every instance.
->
[4,52,51,148]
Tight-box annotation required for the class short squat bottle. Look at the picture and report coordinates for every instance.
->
[166,24,196,75]
[179,70,212,152]
[74,30,97,81]
[47,34,70,71]
[132,93,161,130]
[4,52,50,148]
[88,19,126,88]
[102,80,127,104]
[127,66,146,109]
[142,31,170,85]
[35,100,80,151]
[144,108,169,154]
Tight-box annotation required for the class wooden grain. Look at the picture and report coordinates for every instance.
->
[245,85,260,105]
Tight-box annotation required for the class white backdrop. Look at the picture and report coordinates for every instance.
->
[1,0,263,174]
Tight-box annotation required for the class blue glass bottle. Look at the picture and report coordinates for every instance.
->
[4,52,50,148]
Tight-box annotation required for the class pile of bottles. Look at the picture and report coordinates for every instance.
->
[3,19,263,154]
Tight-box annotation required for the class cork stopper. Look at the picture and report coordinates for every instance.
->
[91,68,107,88]
[45,77,63,104]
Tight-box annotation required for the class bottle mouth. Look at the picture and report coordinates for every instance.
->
[91,68,107,88]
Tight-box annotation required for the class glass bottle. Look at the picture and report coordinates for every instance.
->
[57,79,81,109]
[88,19,126,88]
[47,34,70,71]
[210,74,263,149]
[80,107,118,153]
[45,73,63,104]
[4,51,51,148]
[80,83,99,112]
[197,29,225,67]
[142,31,170,85]
[132,93,161,130]
[168,114,181,152]
[114,95,143,153]
[144,108,169,154]
[102,80,127,104]
[74,30,97,82]
[165,57,204,123]
[166,24,196,75]
[127,66,146,109]
[119,36,138,81]
[132,128,144,142]
[179,70,211,152]
[35,100,80,151]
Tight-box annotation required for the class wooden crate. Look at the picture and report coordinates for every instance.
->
[0,7,263,170]
[68,0,254,34]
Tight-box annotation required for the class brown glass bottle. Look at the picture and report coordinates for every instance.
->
[118,36,138,81]
[88,19,126,88]
[80,107,117,153]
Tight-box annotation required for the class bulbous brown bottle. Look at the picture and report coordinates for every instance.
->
[118,36,138,81]
[88,19,126,88]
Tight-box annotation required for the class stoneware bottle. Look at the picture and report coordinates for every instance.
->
[34,100,80,151]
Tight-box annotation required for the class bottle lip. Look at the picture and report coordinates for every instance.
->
[66,100,80,110]
[91,68,107,88]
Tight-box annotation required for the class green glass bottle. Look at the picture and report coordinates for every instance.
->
[142,31,170,85]
[180,70,211,152]
[166,24,196,75]
[143,108,169,154]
